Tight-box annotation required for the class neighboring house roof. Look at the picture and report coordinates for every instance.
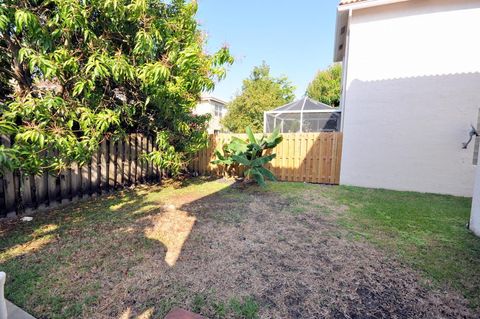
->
[267,97,340,113]
[200,95,227,106]
[334,0,409,62]
[339,0,367,5]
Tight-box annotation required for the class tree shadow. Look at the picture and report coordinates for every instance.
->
[0,176,476,319]
[0,178,242,318]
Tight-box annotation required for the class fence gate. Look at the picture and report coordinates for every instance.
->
[189,132,343,184]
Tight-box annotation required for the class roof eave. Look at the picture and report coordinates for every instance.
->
[333,9,349,62]
[333,0,409,62]
[338,0,408,11]
[200,96,228,106]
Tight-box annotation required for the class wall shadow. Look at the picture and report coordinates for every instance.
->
[341,72,480,196]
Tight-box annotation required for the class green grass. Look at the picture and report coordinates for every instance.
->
[2,178,480,315]
[192,292,259,319]
[263,181,480,308]
[323,185,480,307]
[0,178,232,318]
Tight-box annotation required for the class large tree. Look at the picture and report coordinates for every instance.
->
[0,0,233,175]
[222,62,295,133]
[306,64,342,107]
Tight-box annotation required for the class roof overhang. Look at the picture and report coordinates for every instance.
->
[200,96,228,106]
[334,0,409,62]
[265,109,342,114]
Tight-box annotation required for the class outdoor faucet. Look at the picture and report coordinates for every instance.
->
[462,125,479,149]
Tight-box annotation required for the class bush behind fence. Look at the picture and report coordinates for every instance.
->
[0,134,161,217]
[0,132,343,217]
[189,132,343,184]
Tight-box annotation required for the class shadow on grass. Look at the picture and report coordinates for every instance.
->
[0,177,262,318]
[1,178,480,318]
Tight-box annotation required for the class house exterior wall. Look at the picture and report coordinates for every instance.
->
[194,100,227,134]
[340,0,480,196]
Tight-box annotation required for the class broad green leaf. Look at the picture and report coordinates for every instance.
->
[257,166,277,181]
[251,154,276,167]
[246,126,257,144]
[231,154,251,166]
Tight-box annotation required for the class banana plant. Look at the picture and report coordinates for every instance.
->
[212,127,283,186]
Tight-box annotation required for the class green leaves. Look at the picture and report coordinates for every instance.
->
[111,54,135,82]
[212,128,283,187]
[139,61,171,85]
[28,54,58,78]
[264,127,283,148]
[134,29,155,59]
[251,154,276,167]
[95,110,120,133]
[16,128,46,148]
[0,0,233,176]
[0,7,10,31]
[0,145,17,172]
[306,64,342,107]
[85,54,111,80]
[246,127,257,144]
[231,154,251,166]
[14,9,38,33]
[222,62,295,133]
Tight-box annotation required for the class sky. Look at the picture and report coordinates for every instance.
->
[196,0,339,102]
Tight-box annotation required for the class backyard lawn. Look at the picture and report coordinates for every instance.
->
[1,178,479,319]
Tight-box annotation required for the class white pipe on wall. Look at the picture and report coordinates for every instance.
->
[470,165,480,237]
[0,272,7,319]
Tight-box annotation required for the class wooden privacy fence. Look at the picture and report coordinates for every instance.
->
[0,134,161,217]
[189,132,343,184]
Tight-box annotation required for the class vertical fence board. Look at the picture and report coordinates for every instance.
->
[72,163,80,199]
[35,174,46,207]
[116,140,123,188]
[96,145,102,194]
[127,135,132,185]
[141,135,147,182]
[86,160,92,197]
[59,171,68,204]
[2,137,15,214]
[22,175,32,209]
[136,134,142,184]
[0,133,337,216]
[334,133,343,184]
[105,139,111,191]
[133,134,138,184]
[111,139,118,189]
[188,132,342,185]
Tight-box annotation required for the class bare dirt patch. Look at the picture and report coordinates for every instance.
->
[0,180,476,318]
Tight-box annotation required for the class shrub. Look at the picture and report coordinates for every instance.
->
[212,127,282,186]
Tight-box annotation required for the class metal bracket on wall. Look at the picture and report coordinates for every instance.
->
[471,108,480,165]
[462,125,479,149]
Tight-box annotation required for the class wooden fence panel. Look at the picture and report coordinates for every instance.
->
[188,132,343,185]
[0,134,161,217]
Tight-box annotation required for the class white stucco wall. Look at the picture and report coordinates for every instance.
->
[193,101,227,134]
[340,0,480,197]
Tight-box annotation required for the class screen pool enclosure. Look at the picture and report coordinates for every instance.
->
[263,97,341,133]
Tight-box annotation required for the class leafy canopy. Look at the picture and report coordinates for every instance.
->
[221,62,295,133]
[0,0,233,175]
[306,64,342,107]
